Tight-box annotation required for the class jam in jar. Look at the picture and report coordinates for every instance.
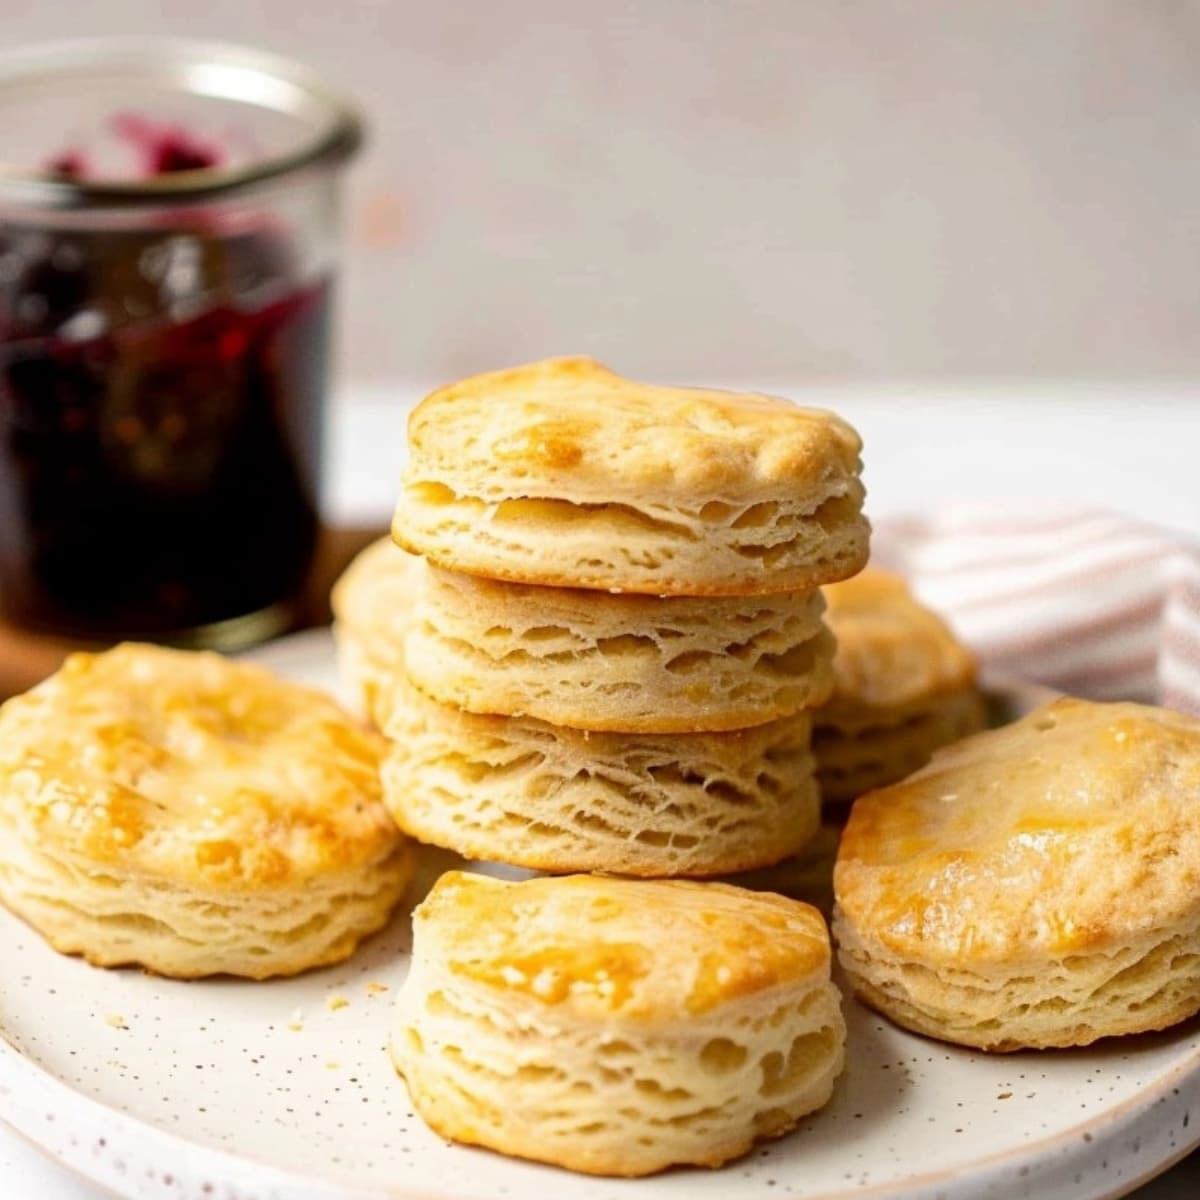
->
[0,39,361,646]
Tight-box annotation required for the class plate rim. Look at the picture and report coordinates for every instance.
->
[3,1004,1199,1200]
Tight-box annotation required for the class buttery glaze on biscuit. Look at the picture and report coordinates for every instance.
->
[814,568,985,802]
[391,872,845,1175]
[0,644,413,979]
[405,564,835,732]
[392,357,869,595]
[411,357,861,500]
[382,682,820,877]
[833,697,1200,1049]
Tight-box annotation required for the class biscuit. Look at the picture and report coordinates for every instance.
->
[392,356,869,596]
[391,871,845,1176]
[330,536,423,727]
[814,569,985,803]
[0,644,413,979]
[833,697,1200,1050]
[382,683,820,877]
[405,565,835,732]
[814,690,987,804]
[724,821,842,916]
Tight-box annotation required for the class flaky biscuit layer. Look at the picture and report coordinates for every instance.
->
[383,685,820,877]
[406,565,834,732]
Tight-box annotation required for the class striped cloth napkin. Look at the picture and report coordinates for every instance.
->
[871,504,1200,716]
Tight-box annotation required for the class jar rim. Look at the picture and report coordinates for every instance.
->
[0,37,363,208]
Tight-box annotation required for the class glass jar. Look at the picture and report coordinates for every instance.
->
[0,38,361,647]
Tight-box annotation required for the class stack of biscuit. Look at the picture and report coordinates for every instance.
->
[336,356,872,878]
[331,355,872,1174]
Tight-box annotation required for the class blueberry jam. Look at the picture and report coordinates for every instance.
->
[0,219,326,639]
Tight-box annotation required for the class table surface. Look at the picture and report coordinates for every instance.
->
[4,382,1199,1199]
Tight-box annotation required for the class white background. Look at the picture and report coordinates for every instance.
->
[3,1,1200,386]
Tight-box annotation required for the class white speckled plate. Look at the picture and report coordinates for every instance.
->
[1,630,1198,1200]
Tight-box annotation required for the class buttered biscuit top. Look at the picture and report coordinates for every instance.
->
[0,644,400,891]
[414,871,832,1021]
[405,356,862,504]
[835,697,1200,966]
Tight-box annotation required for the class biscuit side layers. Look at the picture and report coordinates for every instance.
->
[406,565,836,732]
[383,687,820,877]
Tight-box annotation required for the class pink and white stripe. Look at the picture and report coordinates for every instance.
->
[873,504,1200,716]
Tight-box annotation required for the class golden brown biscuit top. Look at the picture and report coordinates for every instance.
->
[404,356,863,504]
[835,697,1200,965]
[417,871,831,1022]
[0,645,398,891]
[822,568,977,711]
[331,537,422,639]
